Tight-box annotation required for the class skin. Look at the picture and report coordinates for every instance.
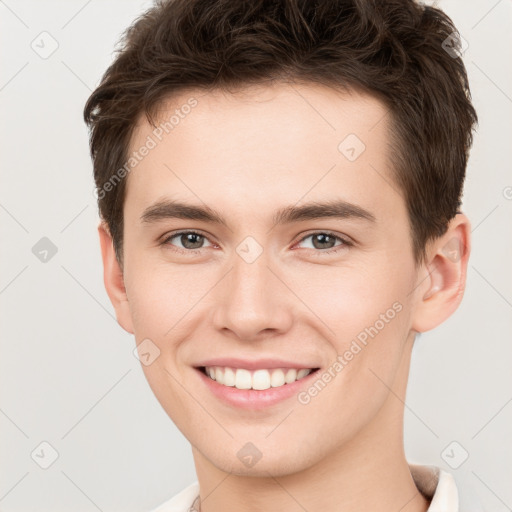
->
[99,83,471,512]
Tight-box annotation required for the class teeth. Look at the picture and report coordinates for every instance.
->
[204,366,314,390]
[236,369,252,389]
[223,367,236,386]
[285,369,297,383]
[271,368,286,387]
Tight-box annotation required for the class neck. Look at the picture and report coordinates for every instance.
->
[191,338,429,512]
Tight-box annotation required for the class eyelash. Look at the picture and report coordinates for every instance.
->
[160,230,353,256]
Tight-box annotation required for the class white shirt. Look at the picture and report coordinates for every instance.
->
[149,465,484,512]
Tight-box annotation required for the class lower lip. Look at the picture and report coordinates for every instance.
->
[194,367,320,410]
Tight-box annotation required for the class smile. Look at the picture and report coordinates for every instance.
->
[200,366,318,390]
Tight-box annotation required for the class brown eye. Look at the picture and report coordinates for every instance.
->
[162,230,213,252]
[311,233,337,249]
[295,232,352,254]
[178,232,204,249]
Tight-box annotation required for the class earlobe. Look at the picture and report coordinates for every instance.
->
[98,223,134,334]
[411,213,471,333]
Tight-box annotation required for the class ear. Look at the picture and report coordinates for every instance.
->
[98,222,134,334]
[411,213,471,333]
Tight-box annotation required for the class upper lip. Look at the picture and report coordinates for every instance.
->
[194,357,320,371]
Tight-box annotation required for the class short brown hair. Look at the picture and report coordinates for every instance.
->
[84,0,477,265]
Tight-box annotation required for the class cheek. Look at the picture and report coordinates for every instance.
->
[125,271,172,336]
[304,262,409,329]
[295,269,413,433]
[124,257,216,343]
[123,262,203,424]
[299,261,414,375]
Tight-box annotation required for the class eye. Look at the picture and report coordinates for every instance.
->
[294,231,352,254]
[160,229,352,256]
[161,230,214,254]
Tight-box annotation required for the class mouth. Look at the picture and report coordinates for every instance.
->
[194,365,321,410]
[197,365,320,390]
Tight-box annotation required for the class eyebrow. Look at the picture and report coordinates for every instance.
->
[140,199,376,227]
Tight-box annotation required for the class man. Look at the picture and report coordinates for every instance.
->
[84,0,479,510]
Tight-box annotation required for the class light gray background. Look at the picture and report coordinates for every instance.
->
[1,0,511,510]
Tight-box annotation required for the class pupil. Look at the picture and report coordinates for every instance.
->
[314,234,334,249]
[183,233,203,249]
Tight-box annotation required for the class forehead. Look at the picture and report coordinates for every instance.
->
[124,82,403,229]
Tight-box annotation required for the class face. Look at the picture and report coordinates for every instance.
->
[101,83,466,478]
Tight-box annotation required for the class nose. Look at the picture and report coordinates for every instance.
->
[211,251,294,341]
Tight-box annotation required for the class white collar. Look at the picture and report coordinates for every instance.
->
[410,464,459,511]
